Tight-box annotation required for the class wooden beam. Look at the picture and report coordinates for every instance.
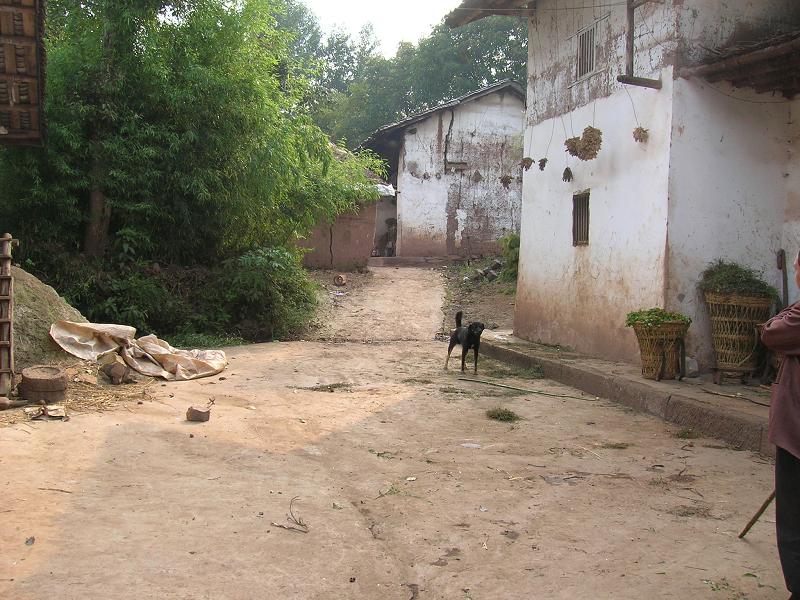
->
[0,6,37,14]
[625,0,635,77]
[0,35,37,47]
[755,79,800,94]
[732,68,800,90]
[617,74,662,89]
[680,36,800,80]
[716,55,800,84]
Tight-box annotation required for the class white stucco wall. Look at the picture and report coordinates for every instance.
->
[667,80,798,368]
[515,70,675,361]
[396,91,524,257]
[786,104,800,304]
[514,0,677,361]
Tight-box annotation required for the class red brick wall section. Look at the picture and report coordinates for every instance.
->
[302,203,378,271]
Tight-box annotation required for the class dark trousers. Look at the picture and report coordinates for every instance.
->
[776,447,800,596]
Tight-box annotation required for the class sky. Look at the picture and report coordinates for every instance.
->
[303,0,463,57]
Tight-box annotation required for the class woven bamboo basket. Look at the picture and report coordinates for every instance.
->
[704,292,774,374]
[632,322,689,380]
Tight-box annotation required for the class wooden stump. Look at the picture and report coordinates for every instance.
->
[20,366,68,405]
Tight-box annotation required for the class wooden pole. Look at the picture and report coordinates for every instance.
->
[738,490,776,539]
[626,0,635,77]
[0,233,16,397]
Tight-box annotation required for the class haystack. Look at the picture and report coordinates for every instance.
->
[11,266,87,371]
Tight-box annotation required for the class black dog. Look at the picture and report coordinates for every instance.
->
[445,311,485,374]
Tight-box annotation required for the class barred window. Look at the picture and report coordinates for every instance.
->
[576,24,596,79]
[573,192,590,246]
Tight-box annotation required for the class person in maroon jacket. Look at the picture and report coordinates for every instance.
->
[761,249,800,600]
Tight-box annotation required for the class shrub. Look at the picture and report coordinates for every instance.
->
[209,247,318,341]
[498,233,520,282]
[26,245,318,344]
[486,407,521,422]
[698,260,778,299]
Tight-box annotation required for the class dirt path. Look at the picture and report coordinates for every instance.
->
[0,267,785,599]
[310,267,444,341]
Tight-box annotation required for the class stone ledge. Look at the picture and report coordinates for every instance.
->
[482,340,770,455]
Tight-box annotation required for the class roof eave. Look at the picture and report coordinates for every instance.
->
[360,80,526,151]
[445,0,534,28]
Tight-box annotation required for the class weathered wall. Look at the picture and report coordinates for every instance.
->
[514,69,675,362]
[373,195,398,256]
[677,0,800,67]
[526,0,677,124]
[396,92,524,257]
[302,203,378,271]
[514,0,677,361]
[516,0,800,363]
[666,80,798,368]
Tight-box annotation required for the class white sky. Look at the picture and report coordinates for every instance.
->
[303,0,464,57]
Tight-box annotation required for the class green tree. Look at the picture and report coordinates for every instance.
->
[1,0,380,264]
[308,15,528,148]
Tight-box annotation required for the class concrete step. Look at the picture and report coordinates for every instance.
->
[479,332,772,456]
[367,256,465,268]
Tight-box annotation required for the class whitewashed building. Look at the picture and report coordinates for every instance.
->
[362,80,525,257]
[447,1,800,368]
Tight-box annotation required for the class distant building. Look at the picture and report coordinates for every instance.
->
[361,80,525,258]
[448,1,800,367]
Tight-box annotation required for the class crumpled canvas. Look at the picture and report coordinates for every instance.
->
[49,321,228,381]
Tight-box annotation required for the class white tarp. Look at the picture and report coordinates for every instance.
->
[49,321,227,381]
[375,183,396,197]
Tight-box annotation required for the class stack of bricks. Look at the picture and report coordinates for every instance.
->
[0,233,16,397]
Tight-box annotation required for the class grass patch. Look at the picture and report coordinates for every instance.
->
[170,332,248,349]
[368,449,395,459]
[440,386,471,395]
[674,428,701,440]
[668,504,712,518]
[600,442,631,450]
[403,377,433,385]
[486,407,521,422]
[481,358,544,380]
[377,484,402,498]
[299,382,353,393]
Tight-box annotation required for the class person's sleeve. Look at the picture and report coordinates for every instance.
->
[761,303,800,355]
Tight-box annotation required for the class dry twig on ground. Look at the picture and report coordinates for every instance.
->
[271,496,309,533]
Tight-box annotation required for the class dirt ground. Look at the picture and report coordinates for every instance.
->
[440,262,517,333]
[0,266,786,599]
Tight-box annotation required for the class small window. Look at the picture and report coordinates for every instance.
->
[573,192,590,246]
[576,25,596,79]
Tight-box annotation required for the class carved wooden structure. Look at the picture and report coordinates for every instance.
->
[0,0,46,145]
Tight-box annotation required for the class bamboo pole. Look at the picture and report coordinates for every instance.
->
[0,233,15,396]
[739,490,776,539]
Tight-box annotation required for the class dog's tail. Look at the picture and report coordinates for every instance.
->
[455,311,463,328]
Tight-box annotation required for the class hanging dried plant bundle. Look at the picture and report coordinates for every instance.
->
[633,126,649,143]
[562,167,573,182]
[565,126,603,161]
[538,158,548,171]
[520,157,534,171]
[500,174,514,189]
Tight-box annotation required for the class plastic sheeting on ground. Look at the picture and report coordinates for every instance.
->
[49,321,227,381]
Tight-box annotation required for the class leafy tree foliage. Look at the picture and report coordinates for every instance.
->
[0,0,383,340]
[2,0,381,264]
[309,16,528,147]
